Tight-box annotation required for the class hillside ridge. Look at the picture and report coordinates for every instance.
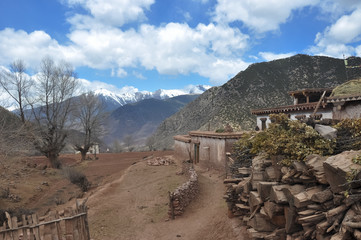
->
[152,54,361,149]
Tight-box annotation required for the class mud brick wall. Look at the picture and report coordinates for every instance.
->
[168,163,199,218]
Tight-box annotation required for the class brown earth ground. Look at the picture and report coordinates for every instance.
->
[0,151,248,240]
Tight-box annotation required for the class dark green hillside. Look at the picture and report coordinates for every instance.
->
[152,54,361,149]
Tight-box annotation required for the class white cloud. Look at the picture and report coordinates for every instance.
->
[0,28,84,69]
[64,0,154,28]
[308,6,361,57]
[66,22,249,84]
[259,52,296,61]
[133,71,146,80]
[213,0,317,33]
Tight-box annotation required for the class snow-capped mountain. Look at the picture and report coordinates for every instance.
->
[93,85,211,111]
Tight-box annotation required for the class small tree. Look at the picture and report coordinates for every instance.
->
[112,139,123,153]
[72,92,107,160]
[30,57,78,168]
[123,135,134,152]
[0,60,32,123]
[146,135,156,151]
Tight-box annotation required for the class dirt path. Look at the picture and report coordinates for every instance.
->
[86,158,248,240]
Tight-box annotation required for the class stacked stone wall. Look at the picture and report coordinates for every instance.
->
[168,163,199,219]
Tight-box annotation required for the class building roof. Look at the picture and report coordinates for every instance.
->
[288,88,333,96]
[188,131,244,139]
[173,135,191,143]
[251,102,330,115]
[326,94,361,103]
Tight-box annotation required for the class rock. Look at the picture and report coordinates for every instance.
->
[315,124,337,140]
[323,151,361,193]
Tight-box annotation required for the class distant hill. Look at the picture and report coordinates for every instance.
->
[152,54,361,149]
[102,94,200,148]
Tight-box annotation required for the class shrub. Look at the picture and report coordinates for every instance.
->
[233,114,335,166]
[334,119,361,153]
[63,167,91,192]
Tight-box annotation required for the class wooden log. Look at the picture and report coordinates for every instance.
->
[247,228,271,239]
[284,206,302,234]
[282,184,305,207]
[264,228,286,240]
[264,201,284,219]
[298,209,316,217]
[298,213,325,224]
[251,171,265,190]
[249,191,263,212]
[235,203,250,211]
[326,212,344,233]
[292,186,324,208]
[248,213,278,232]
[270,185,288,204]
[238,167,251,175]
[257,182,278,201]
[223,178,244,184]
[343,221,361,228]
[322,200,335,210]
[354,230,361,240]
[292,161,308,173]
[311,188,333,203]
[326,205,348,219]
[317,220,332,235]
[308,204,323,210]
[345,193,361,207]
[264,166,279,181]
[330,232,343,240]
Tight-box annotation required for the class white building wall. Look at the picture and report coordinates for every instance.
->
[256,110,333,130]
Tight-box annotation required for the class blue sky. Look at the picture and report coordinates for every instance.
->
[1,0,361,93]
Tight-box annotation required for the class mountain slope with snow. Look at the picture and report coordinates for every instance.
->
[93,85,211,111]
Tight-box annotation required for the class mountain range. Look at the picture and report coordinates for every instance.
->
[92,85,210,112]
[151,54,361,149]
[102,94,200,149]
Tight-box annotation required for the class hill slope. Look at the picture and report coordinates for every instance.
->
[103,94,199,147]
[152,54,361,149]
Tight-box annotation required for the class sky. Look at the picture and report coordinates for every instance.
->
[0,0,361,93]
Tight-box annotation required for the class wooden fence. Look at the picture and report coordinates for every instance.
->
[0,200,90,240]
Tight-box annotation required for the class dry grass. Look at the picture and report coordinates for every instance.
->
[332,78,361,96]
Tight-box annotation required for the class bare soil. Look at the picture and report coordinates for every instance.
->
[0,151,248,240]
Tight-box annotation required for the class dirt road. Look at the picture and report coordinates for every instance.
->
[85,155,247,240]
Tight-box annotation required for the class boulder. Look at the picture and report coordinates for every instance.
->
[323,151,361,193]
[315,124,337,140]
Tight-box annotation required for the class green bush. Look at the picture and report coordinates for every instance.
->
[233,114,335,165]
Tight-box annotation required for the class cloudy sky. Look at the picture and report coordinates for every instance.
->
[1,0,361,92]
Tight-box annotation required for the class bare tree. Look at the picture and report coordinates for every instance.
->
[123,134,134,152]
[146,135,156,151]
[72,92,107,160]
[0,60,32,123]
[30,57,78,168]
[112,139,123,153]
[0,107,32,166]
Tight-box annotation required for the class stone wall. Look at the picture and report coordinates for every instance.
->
[168,163,199,219]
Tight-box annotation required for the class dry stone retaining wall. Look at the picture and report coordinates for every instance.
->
[168,163,199,219]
